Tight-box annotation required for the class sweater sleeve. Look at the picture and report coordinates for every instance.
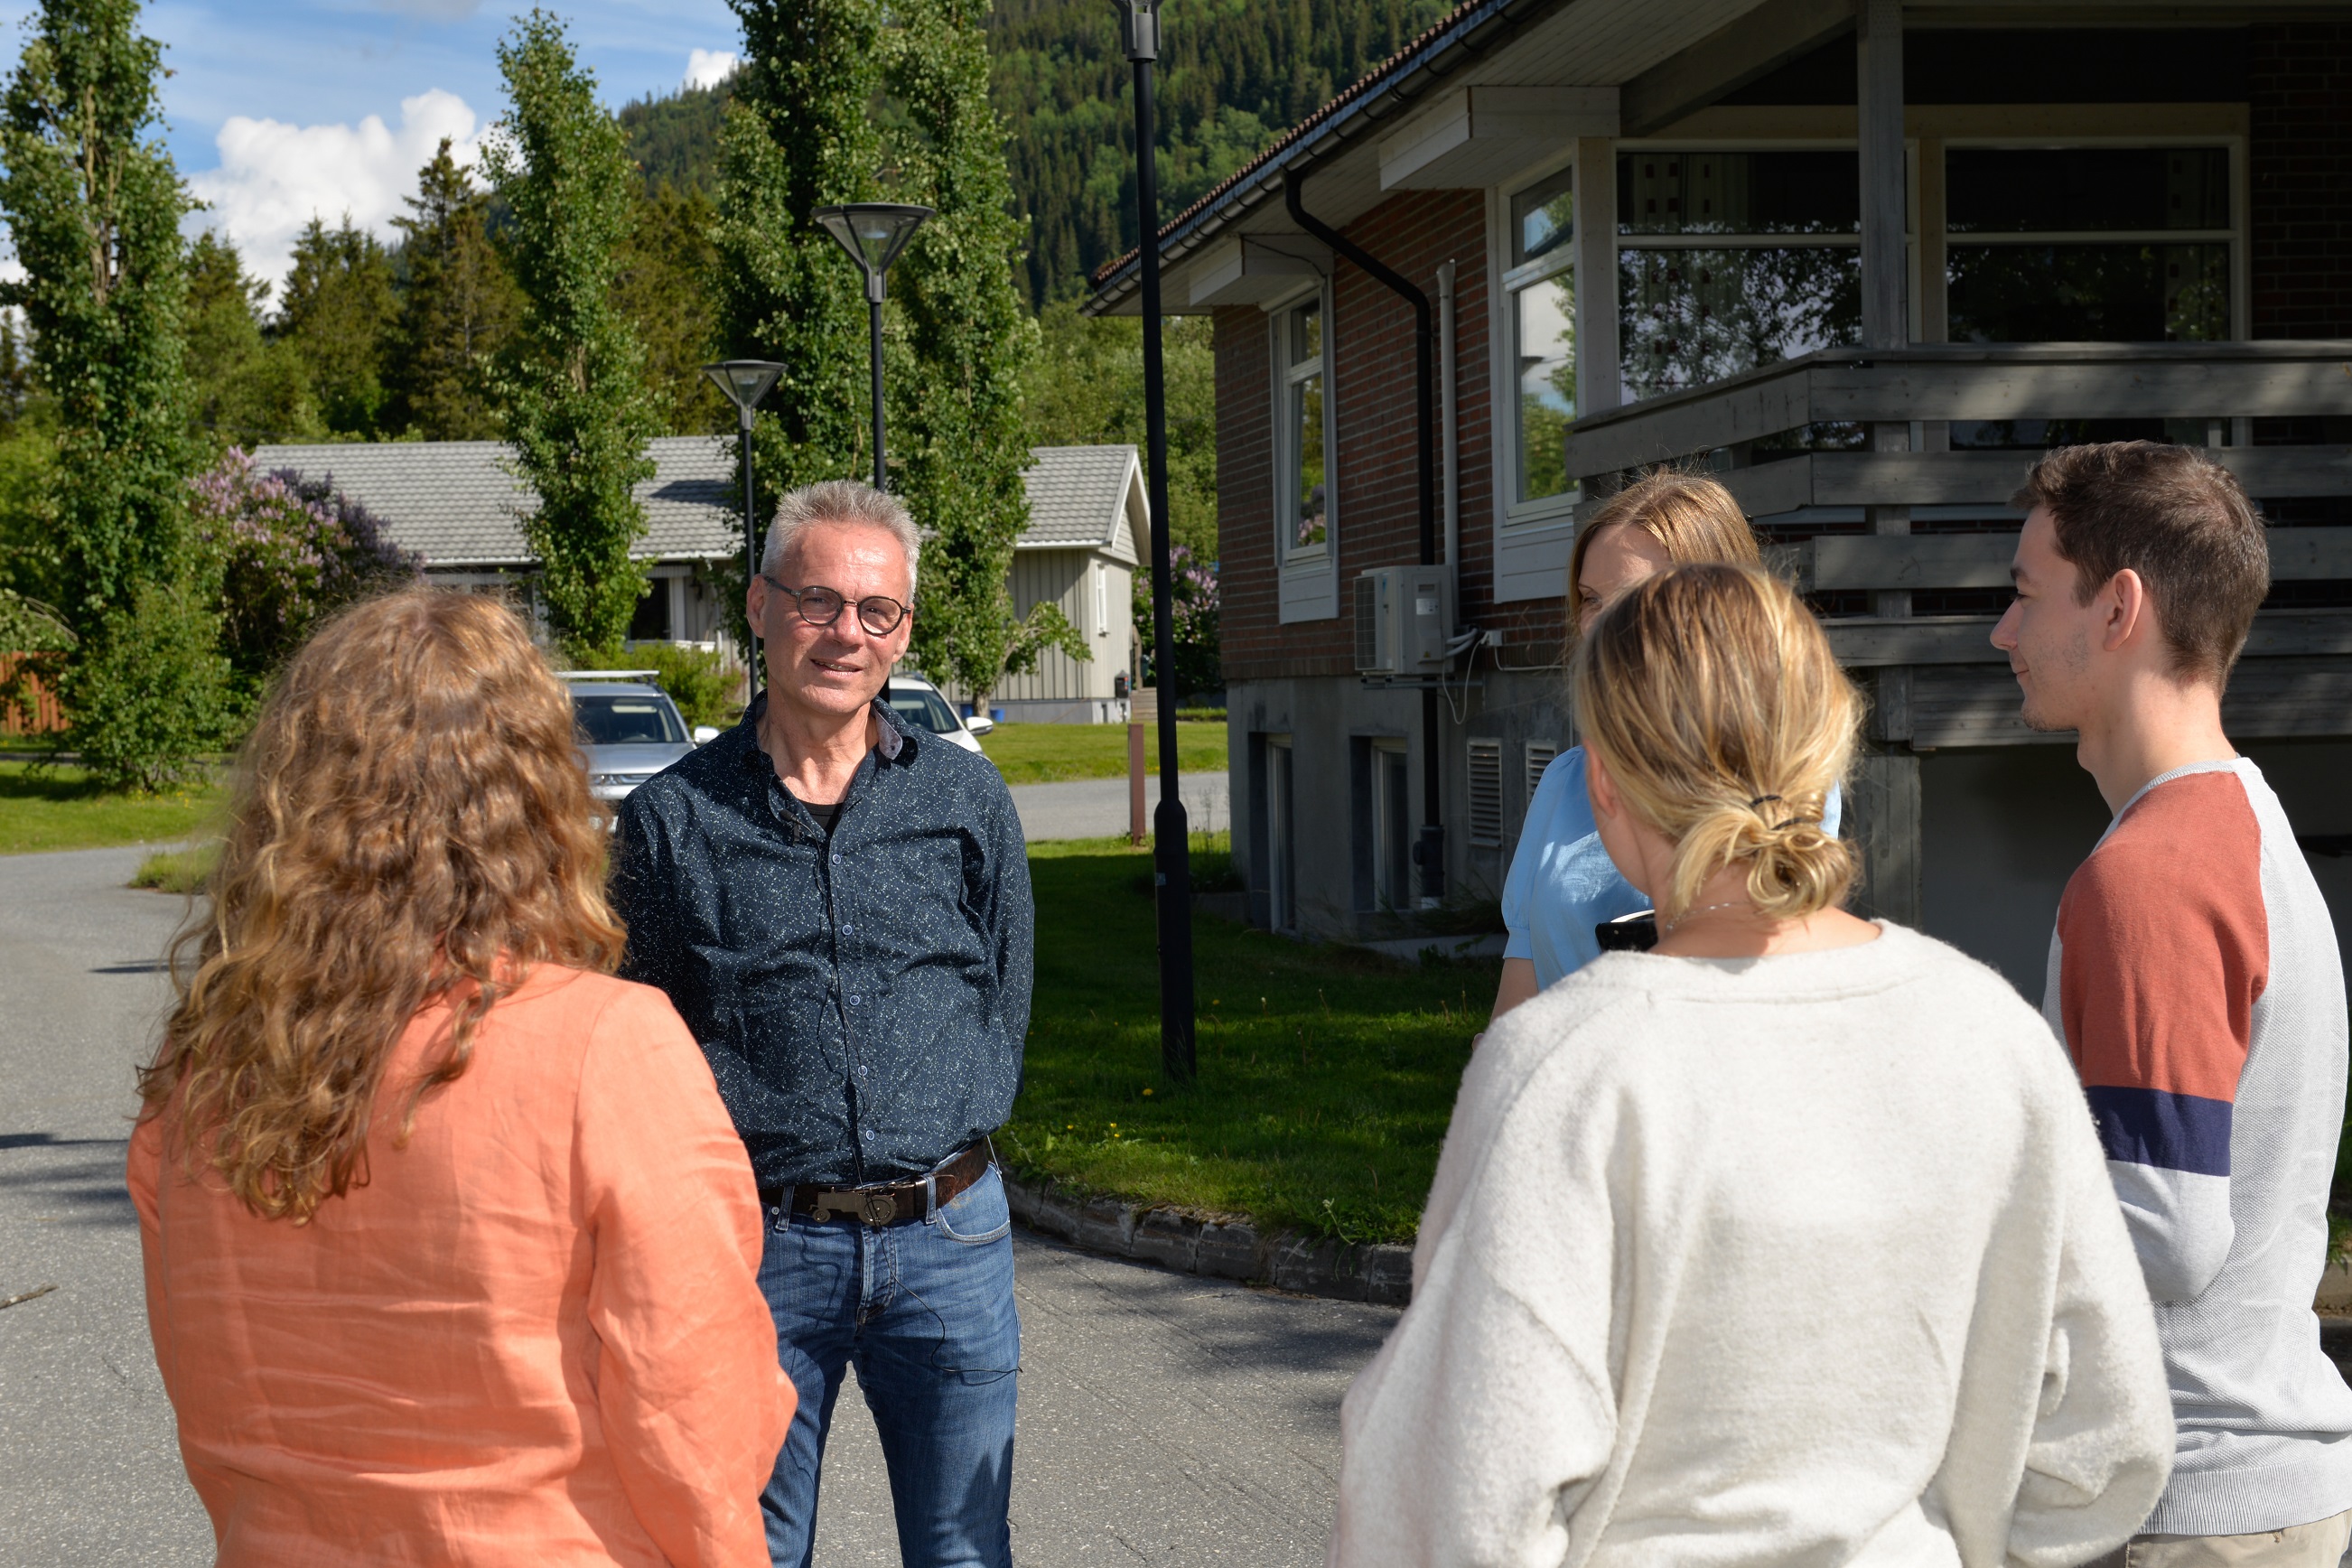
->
[2055,776,2263,1303]
[2003,1078,2176,1567]
[575,984,792,1568]
[1330,1043,1619,1568]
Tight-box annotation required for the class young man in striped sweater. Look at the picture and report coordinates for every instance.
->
[1994,441,2352,1563]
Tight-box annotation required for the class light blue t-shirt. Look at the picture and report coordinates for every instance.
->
[1501,746,1843,988]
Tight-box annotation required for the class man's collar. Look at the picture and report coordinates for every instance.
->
[741,689,910,767]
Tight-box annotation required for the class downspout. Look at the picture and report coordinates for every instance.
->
[1437,259,1460,573]
[1283,166,1445,905]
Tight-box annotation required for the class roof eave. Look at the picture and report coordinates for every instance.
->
[1083,0,1567,315]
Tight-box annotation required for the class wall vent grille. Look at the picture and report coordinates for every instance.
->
[1468,738,1504,846]
[1525,741,1559,806]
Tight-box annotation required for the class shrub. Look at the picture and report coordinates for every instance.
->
[189,450,419,694]
[64,583,238,795]
[1132,543,1219,702]
[624,640,742,730]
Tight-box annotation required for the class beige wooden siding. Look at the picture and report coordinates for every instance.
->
[994,547,1129,702]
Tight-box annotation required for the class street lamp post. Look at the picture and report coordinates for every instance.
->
[812,203,934,490]
[1114,0,1196,1084]
[702,359,786,689]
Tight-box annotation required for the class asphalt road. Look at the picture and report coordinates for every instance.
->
[0,844,1390,1566]
[1010,771,1229,844]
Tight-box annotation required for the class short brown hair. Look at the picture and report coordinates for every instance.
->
[1568,468,1759,628]
[2011,442,2268,687]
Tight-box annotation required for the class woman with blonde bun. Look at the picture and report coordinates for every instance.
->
[1330,564,2173,1568]
[129,588,790,1566]
[1490,468,1840,1023]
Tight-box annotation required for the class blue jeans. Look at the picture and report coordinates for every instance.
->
[757,1161,1020,1568]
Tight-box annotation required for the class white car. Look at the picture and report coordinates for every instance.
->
[884,674,993,756]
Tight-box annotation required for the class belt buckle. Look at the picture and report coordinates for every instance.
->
[811,1189,898,1226]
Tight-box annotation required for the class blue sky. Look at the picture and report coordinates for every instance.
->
[7,0,744,285]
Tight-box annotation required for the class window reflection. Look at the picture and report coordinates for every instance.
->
[1946,147,2228,233]
[1516,275,1575,502]
[1619,247,1862,400]
[1947,242,2229,343]
[1293,374,1327,547]
[1618,151,1859,235]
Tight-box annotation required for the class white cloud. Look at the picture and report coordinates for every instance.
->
[685,48,739,91]
[186,89,487,290]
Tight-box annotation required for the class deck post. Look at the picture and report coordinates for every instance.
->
[1573,137,1619,422]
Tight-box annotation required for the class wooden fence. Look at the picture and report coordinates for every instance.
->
[0,653,66,736]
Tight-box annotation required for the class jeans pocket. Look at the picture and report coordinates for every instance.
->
[932,1164,1012,1245]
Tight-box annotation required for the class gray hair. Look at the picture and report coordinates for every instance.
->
[761,480,920,598]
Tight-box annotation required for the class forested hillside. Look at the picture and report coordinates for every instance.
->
[617,0,1448,304]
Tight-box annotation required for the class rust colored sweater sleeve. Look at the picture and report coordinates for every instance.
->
[575,983,792,1568]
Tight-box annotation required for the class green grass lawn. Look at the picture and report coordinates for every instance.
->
[978,719,1226,786]
[1003,835,1493,1244]
[0,761,224,855]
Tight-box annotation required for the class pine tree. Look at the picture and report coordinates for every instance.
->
[882,0,1080,705]
[184,230,317,449]
[280,217,397,438]
[0,0,231,791]
[387,140,515,440]
[483,10,663,660]
[616,182,726,433]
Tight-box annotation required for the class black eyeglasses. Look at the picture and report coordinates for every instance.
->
[760,574,910,636]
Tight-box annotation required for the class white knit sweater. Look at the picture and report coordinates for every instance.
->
[1329,923,2175,1568]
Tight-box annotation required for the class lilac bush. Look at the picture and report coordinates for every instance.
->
[190,449,420,689]
[1132,543,1221,701]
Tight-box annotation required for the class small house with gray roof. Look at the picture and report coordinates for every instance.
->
[250,438,1149,724]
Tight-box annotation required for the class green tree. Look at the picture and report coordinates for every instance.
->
[184,230,317,449]
[0,0,231,790]
[617,182,727,433]
[1025,299,1216,555]
[280,216,397,437]
[387,139,516,440]
[883,0,1081,707]
[483,10,664,660]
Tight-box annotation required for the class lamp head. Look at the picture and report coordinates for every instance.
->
[1113,0,1159,61]
[702,359,784,427]
[812,203,934,302]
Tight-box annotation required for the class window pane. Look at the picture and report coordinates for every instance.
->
[1292,373,1327,548]
[1289,299,1321,368]
[1511,167,1574,266]
[1618,247,1862,399]
[1514,273,1575,503]
[1618,151,1859,235]
[1947,242,2228,342]
[1946,147,2228,234]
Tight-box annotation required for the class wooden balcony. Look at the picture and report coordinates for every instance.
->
[1563,341,2352,752]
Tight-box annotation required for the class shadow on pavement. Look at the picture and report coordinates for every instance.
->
[0,1134,135,1226]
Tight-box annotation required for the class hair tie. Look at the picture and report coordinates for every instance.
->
[1747,794,1783,810]
[1770,815,1820,834]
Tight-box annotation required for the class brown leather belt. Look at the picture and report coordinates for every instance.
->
[765,1142,991,1227]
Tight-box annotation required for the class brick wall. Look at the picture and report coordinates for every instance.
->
[1218,187,1570,684]
[2250,24,2352,338]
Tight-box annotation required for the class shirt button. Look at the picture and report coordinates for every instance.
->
[848,994,861,1005]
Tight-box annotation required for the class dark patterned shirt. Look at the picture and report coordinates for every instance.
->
[611,694,1032,1189]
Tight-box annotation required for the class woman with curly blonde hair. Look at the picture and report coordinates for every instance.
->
[1330,565,2173,1566]
[128,588,789,1566]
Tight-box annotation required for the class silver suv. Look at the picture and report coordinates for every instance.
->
[564,672,712,805]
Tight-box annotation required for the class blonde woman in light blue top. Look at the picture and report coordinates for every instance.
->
[1491,471,1840,1022]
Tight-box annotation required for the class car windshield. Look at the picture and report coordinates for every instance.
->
[574,691,686,746]
[887,685,963,735]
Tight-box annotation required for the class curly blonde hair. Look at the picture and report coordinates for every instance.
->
[139,588,624,1221]
[1573,563,1862,926]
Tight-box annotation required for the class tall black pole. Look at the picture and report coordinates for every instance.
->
[867,292,888,491]
[740,406,761,691]
[1120,0,1194,1083]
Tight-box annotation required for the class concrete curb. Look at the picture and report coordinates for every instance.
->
[1004,1173,1413,1307]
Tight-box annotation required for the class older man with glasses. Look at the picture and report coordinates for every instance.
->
[611,479,1032,1568]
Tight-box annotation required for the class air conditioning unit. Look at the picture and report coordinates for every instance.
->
[1352,566,1453,675]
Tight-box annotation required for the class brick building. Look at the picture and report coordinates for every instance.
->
[1089,0,2352,993]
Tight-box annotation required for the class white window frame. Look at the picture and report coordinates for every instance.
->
[1090,561,1107,637]
[1269,280,1340,622]
[1368,737,1411,912]
[1932,135,2248,346]
[1496,159,1582,531]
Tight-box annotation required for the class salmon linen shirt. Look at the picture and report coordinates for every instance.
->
[126,966,792,1568]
